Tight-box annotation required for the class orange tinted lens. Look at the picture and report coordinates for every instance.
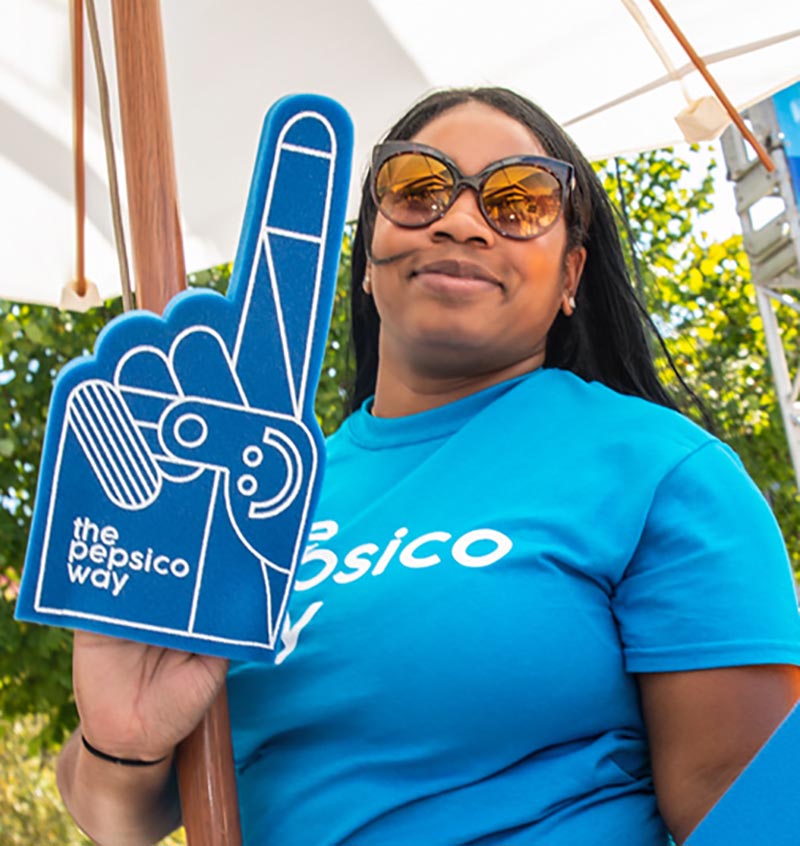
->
[374,152,454,225]
[482,164,562,237]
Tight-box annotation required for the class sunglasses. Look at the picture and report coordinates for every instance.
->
[371,141,575,240]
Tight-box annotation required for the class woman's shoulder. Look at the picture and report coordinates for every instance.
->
[501,367,730,478]
[528,367,712,440]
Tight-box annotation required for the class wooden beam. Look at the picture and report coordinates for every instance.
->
[111,0,186,310]
[109,2,242,844]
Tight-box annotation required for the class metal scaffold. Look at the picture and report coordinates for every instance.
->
[721,94,800,491]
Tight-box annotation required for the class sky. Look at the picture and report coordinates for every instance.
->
[685,140,743,242]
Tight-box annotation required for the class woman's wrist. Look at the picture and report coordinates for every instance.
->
[80,732,171,767]
[60,730,181,846]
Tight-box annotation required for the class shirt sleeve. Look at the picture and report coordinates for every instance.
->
[613,440,800,673]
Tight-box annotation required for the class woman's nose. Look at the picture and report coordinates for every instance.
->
[428,188,496,245]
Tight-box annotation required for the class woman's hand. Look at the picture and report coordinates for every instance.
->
[56,631,228,846]
[73,630,229,761]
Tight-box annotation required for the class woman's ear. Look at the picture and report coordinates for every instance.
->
[561,246,586,317]
[363,262,373,295]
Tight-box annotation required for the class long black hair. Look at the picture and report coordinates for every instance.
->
[349,86,702,420]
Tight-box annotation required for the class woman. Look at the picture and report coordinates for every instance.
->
[58,88,800,846]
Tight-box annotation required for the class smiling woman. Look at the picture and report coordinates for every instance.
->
[364,102,586,414]
[224,89,800,846]
[58,87,800,846]
[350,89,684,421]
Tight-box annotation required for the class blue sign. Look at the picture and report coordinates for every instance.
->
[774,81,800,207]
[15,94,353,662]
[687,702,800,845]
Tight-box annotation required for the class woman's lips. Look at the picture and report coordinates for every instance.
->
[411,259,503,297]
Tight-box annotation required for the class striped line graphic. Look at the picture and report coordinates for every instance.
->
[67,380,162,509]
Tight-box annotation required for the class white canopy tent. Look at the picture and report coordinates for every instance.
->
[2,0,800,307]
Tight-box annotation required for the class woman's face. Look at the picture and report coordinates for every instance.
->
[369,101,586,383]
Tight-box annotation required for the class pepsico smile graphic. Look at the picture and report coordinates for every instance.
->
[15,94,353,661]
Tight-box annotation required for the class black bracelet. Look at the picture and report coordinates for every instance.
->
[81,733,169,767]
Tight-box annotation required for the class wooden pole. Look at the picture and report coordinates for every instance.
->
[110,0,186,311]
[109,2,242,844]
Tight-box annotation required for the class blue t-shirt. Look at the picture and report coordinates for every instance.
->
[227,368,800,845]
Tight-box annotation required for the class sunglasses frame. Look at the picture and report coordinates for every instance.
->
[370,141,576,240]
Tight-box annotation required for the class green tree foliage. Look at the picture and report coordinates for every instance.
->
[0,716,89,846]
[1,716,186,846]
[312,224,355,435]
[598,149,800,567]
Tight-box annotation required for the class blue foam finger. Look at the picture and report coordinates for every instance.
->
[15,94,353,661]
[230,104,346,415]
[169,329,246,403]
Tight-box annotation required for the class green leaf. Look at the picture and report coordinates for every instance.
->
[23,323,45,345]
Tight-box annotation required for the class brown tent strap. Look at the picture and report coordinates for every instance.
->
[648,0,775,172]
[85,0,134,311]
[70,0,86,296]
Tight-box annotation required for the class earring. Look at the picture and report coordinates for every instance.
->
[362,266,372,295]
[563,292,577,316]
[569,295,576,310]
